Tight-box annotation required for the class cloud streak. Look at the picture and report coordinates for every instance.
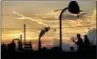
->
[12,9,96,29]
[12,10,47,26]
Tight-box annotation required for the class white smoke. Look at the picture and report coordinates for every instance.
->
[87,29,96,45]
[91,9,96,20]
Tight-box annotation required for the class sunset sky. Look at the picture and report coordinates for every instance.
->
[2,0,96,49]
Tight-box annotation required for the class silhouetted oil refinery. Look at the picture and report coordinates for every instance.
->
[1,1,96,59]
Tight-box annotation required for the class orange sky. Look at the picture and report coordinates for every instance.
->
[2,1,96,45]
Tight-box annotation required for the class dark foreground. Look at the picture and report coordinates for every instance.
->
[2,46,96,59]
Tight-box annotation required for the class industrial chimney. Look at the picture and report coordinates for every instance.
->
[24,24,26,44]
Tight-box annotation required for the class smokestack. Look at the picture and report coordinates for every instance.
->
[18,34,23,50]
[20,34,22,43]
[24,24,26,44]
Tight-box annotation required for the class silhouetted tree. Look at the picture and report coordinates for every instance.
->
[72,34,84,52]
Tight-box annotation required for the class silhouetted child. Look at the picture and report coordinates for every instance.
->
[84,35,90,50]
[72,34,84,52]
